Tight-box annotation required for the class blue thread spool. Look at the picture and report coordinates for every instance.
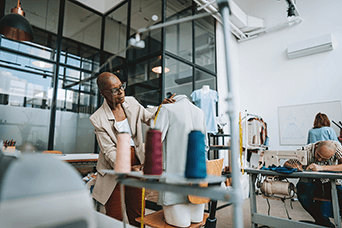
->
[185,130,207,179]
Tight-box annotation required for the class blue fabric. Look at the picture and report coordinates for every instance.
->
[185,131,207,179]
[190,89,219,134]
[307,126,339,144]
[297,181,342,226]
[261,165,298,173]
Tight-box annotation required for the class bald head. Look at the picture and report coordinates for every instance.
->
[97,72,120,91]
[316,141,336,160]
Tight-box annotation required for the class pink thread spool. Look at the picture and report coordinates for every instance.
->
[144,129,163,175]
[115,132,131,173]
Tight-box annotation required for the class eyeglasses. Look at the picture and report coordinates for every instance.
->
[102,83,126,95]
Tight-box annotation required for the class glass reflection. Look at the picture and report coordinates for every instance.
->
[165,57,193,98]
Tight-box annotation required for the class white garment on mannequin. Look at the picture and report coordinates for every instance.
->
[201,85,210,94]
[163,203,205,227]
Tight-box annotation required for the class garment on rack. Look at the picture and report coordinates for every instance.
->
[154,94,208,206]
[190,89,218,134]
[242,117,268,147]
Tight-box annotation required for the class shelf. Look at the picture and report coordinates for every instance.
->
[102,171,237,203]
[210,145,230,150]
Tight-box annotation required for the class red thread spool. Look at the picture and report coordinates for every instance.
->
[144,129,163,175]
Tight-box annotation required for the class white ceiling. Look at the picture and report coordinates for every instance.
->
[76,0,272,15]
[76,0,123,14]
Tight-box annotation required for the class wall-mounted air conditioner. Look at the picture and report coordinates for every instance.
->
[287,34,333,59]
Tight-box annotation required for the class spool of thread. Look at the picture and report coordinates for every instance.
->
[115,132,131,173]
[144,129,163,175]
[185,131,207,179]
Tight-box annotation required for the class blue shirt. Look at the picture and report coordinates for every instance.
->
[190,89,218,134]
[307,126,339,144]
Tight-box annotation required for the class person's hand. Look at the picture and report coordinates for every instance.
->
[284,161,303,171]
[291,163,303,171]
[131,164,143,171]
[161,93,175,104]
[306,163,323,171]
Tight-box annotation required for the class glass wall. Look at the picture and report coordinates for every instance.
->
[127,56,162,107]
[165,57,193,98]
[128,0,162,61]
[165,1,192,61]
[195,11,216,73]
[0,65,51,151]
[0,0,217,153]
[63,0,101,49]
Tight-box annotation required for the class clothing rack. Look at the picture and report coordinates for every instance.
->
[242,111,267,170]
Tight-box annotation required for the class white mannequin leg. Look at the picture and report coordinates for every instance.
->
[163,204,191,227]
[189,203,205,223]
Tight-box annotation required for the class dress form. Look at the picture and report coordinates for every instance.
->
[201,85,210,94]
[163,203,204,227]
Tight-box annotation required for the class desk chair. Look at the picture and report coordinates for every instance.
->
[135,159,224,228]
[313,197,334,218]
[42,150,62,154]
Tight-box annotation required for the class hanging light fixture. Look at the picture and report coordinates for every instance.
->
[0,0,34,41]
[152,66,170,74]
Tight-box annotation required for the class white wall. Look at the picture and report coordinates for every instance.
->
[216,21,240,166]
[236,0,342,150]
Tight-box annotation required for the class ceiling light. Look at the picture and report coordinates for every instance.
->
[0,0,34,41]
[32,61,53,68]
[152,66,170,74]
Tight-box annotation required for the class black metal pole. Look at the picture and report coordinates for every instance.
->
[161,0,166,101]
[47,0,65,150]
[0,0,5,19]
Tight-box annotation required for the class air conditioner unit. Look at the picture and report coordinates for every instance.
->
[287,34,333,59]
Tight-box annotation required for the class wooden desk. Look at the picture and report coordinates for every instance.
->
[245,168,342,228]
[55,153,98,176]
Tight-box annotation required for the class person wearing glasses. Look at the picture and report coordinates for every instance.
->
[89,72,174,226]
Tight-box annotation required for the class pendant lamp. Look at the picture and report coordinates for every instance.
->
[0,0,34,41]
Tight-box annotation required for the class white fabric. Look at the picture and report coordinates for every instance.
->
[116,118,135,146]
[163,203,204,227]
[242,119,263,146]
[154,94,208,205]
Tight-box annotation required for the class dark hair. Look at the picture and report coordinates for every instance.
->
[313,112,330,128]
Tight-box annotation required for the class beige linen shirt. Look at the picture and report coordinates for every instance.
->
[89,96,156,205]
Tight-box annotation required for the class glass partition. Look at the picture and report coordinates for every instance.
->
[104,3,128,61]
[127,56,162,107]
[0,66,51,151]
[194,69,216,91]
[128,0,162,61]
[165,56,193,98]
[165,1,192,62]
[195,12,216,73]
[63,1,101,48]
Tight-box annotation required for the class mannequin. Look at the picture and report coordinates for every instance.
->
[190,86,219,134]
[201,85,210,94]
[163,203,205,227]
[154,95,208,227]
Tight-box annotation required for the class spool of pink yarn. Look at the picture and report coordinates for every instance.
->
[144,129,163,175]
[115,132,131,173]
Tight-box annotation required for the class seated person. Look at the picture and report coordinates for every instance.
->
[284,140,342,227]
[307,113,339,144]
